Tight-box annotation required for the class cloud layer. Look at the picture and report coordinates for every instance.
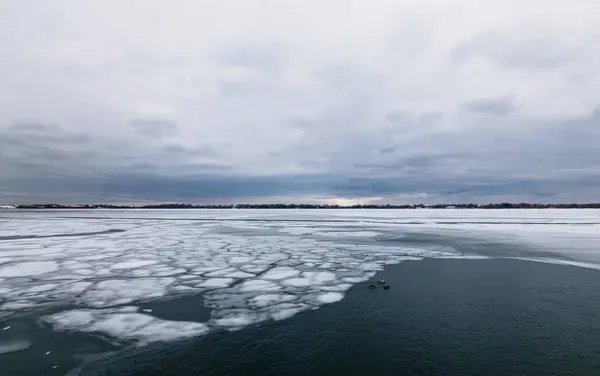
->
[1,0,600,203]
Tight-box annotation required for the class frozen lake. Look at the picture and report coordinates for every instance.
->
[1,209,599,374]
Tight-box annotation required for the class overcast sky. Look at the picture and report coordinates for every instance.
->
[1,0,600,204]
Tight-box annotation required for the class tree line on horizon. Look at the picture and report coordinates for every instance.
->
[14,202,600,209]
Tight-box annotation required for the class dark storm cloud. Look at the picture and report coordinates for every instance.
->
[0,122,94,178]
[4,107,600,201]
[0,119,228,202]
[3,104,600,204]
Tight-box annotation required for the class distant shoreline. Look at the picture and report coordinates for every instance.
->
[6,203,600,209]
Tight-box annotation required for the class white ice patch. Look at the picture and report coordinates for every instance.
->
[44,308,209,344]
[214,314,256,328]
[271,306,305,321]
[282,271,336,287]
[74,269,95,275]
[341,276,369,284]
[0,301,37,310]
[238,279,282,292]
[80,278,175,307]
[281,278,312,287]
[152,267,187,277]
[224,271,255,279]
[359,262,384,272]
[249,294,297,308]
[111,260,159,270]
[261,267,300,280]
[317,292,344,304]
[0,261,58,277]
[26,283,59,293]
[240,265,268,274]
[280,227,315,235]
[315,231,380,238]
[228,256,255,264]
[131,269,153,277]
[198,278,234,288]
[205,268,238,277]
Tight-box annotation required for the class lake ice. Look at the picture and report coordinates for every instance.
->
[1,209,599,344]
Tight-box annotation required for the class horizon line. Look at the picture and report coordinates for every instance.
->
[6,202,600,209]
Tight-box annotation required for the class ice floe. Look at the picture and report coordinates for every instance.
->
[111,260,159,270]
[0,261,59,277]
[44,307,209,344]
[317,292,344,304]
[198,278,234,288]
[271,306,306,321]
[261,267,300,280]
[79,278,175,308]
[238,279,282,292]
[249,294,297,308]
[3,209,597,345]
[0,217,469,343]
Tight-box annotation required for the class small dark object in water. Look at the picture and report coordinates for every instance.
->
[383,285,390,290]
[369,284,376,289]
[378,280,386,284]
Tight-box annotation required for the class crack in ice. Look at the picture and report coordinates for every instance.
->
[0,213,503,344]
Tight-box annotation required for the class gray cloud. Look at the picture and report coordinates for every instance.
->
[379,147,396,154]
[461,96,517,116]
[219,44,285,75]
[130,118,178,137]
[1,1,600,204]
[3,107,599,204]
[451,31,581,70]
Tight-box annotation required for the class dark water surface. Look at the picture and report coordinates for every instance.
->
[80,259,600,376]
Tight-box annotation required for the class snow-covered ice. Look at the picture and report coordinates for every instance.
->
[282,271,336,287]
[317,292,344,304]
[261,267,300,280]
[45,307,209,344]
[26,283,59,293]
[1,208,599,344]
[198,278,234,288]
[80,278,175,308]
[214,314,256,327]
[0,261,58,277]
[249,294,297,308]
[111,260,159,270]
[271,306,305,321]
[224,271,255,279]
[238,279,282,292]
